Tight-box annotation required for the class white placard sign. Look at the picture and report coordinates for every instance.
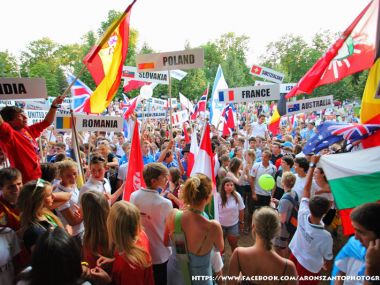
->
[136,48,204,72]
[280,83,297,94]
[286,95,334,115]
[171,110,189,126]
[76,115,123,132]
[218,84,280,103]
[0,78,47,100]
[146,97,167,108]
[250,65,285,84]
[122,66,169,84]
[0,100,15,107]
[136,111,166,119]
[26,109,71,125]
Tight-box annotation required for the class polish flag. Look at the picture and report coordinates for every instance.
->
[188,130,198,176]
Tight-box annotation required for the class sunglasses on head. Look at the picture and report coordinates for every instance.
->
[32,178,47,195]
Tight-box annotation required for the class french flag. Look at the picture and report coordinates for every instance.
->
[190,86,209,120]
[218,90,234,103]
[65,72,91,113]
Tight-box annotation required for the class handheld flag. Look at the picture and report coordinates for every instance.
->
[221,104,236,137]
[210,65,228,126]
[83,0,137,113]
[65,72,91,113]
[188,130,198,176]
[123,120,146,201]
[190,86,209,121]
[286,0,379,99]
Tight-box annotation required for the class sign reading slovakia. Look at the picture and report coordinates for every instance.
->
[286,95,334,115]
[250,65,285,84]
[0,78,47,100]
[136,48,204,72]
[217,84,280,103]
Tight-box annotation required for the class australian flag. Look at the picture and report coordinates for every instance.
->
[303,121,380,154]
[65,72,91,113]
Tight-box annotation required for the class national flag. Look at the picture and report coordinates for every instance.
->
[120,94,130,113]
[123,79,151,93]
[210,65,228,126]
[360,57,380,148]
[250,65,262,76]
[221,104,235,137]
[217,90,235,103]
[286,0,379,99]
[55,116,73,129]
[123,120,146,201]
[179,92,194,113]
[190,86,209,121]
[83,0,137,113]
[188,129,198,176]
[183,123,190,144]
[123,96,141,120]
[268,94,287,136]
[65,72,91,113]
[303,121,380,155]
[319,147,380,235]
[190,123,218,220]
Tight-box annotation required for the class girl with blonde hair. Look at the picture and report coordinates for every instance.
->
[17,179,63,253]
[228,207,297,285]
[93,201,154,285]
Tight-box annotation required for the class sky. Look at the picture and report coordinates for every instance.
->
[1,0,370,65]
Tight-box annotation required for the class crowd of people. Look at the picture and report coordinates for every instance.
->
[0,97,379,285]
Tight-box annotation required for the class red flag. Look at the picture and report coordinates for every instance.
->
[190,85,209,120]
[123,120,146,201]
[183,123,190,144]
[123,79,150,93]
[83,0,137,113]
[123,96,140,120]
[286,0,379,99]
[250,65,262,76]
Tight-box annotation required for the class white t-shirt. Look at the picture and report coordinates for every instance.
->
[79,177,111,203]
[117,163,128,182]
[293,174,318,198]
[0,227,20,285]
[289,198,333,273]
[251,122,267,138]
[217,192,245,227]
[130,188,173,264]
[54,184,84,236]
[250,162,277,196]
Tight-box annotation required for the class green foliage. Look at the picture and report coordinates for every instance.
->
[0,51,19,77]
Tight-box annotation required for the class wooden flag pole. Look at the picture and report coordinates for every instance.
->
[70,110,85,181]
[168,70,173,140]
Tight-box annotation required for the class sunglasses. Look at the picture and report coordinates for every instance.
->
[32,178,46,195]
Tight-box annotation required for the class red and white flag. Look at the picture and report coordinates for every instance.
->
[123,96,142,120]
[187,130,198,176]
[190,123,218,220]
[190,85,209,120]
[123,120,146,201]
[286,0,379,99]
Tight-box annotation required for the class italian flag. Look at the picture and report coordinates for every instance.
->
[319,146,380,235]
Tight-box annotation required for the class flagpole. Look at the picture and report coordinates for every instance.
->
[70,110,85,181]
[168,70,173,139]
[62,65,87,98]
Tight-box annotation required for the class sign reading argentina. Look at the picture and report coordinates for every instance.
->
[0,78,47,100]
[76,115,123,132]
[286,95,334,115]
[136,48,204,72]
[217,84,280,103]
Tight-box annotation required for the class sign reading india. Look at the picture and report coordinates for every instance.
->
[136,48,204,72]
[0,78,47,100]
[286,95,334,115]
[122,66,169,84]
[218,84,280,103]
[250,65,285,84]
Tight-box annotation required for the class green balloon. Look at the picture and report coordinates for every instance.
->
[258,174,275,191]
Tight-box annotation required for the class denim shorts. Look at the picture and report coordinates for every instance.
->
[222,222,240,237]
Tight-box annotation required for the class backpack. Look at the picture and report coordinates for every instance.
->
[282,192,299,239]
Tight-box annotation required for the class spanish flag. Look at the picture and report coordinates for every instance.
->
[83,0,137,113]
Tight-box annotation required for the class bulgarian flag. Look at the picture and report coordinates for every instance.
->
[83,0,137,113]
[319,147,380,235]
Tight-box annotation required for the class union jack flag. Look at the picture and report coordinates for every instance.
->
[65,72,91,113]
[120,94,130,114]
[303,122,380,154]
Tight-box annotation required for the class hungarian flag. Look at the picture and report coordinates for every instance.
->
[83,0,137,113]
[187,130,198,177]
[190,123,218,220]
[360,57,380,148]
[286,0,379,99]
[123,120,146,201]
[319,146,380,235]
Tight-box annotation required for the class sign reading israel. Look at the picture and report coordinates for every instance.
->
[250,65,285,84]
[76,115,123,132]
[0,78,47,100]
[286,95,334,115]
[218,84,280,103]
[136,48,204,72]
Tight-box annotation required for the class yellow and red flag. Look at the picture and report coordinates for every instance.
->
[83,0,137,113]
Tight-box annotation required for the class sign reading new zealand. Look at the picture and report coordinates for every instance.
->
[136,48,204,72]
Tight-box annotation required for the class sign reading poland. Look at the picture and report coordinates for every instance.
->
[250,65,285,84]
[218,84,280,104]
[136,48,204,72]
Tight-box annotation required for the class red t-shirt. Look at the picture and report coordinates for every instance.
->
[0,120,50,183]
[111,231,154,285]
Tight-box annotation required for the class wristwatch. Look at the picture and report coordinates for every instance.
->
[51,104,59,109]
[309,162,316,168]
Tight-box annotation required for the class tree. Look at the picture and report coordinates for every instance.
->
[0,51,19,77]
